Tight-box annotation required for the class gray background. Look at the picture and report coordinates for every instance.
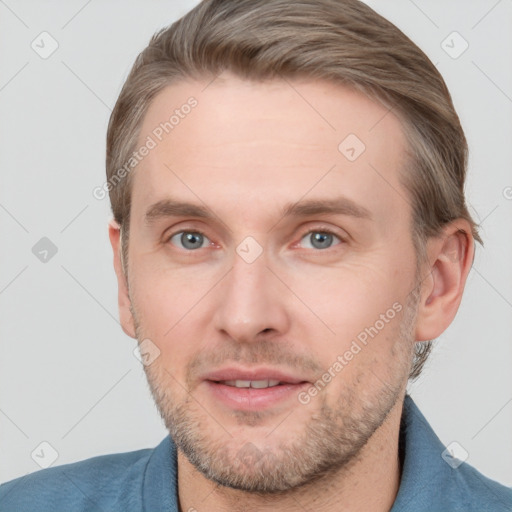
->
[1,0,511,487]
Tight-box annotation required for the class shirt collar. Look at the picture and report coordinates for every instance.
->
[142,431,178,512]
[391,393,455,511]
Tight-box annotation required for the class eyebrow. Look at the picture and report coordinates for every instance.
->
[143,196,373,227]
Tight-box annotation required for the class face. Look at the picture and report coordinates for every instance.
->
[123,72,422,492]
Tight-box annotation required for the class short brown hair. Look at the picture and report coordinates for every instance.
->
[106,0,483,380]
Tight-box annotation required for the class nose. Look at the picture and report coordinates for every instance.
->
[212,247,291,343]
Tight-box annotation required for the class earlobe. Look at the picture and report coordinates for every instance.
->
[108,219,137,339]
[414,221,475,342]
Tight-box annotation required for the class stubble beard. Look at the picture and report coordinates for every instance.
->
[132,284,420,494]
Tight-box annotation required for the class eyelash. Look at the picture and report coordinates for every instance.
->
[295,227,345,249]
[165,226,346,251]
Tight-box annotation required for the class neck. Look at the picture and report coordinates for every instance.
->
[177,397,404,512]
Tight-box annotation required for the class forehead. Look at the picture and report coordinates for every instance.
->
[131,72,410,229]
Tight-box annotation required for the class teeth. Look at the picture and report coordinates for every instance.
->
[221,379,281,389]
[251,379,280,389]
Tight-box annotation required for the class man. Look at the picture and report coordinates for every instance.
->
[1,0,511,510]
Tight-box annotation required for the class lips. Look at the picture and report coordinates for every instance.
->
[202,367,310,411]
[204,367,307,385]
[203,368,306,388]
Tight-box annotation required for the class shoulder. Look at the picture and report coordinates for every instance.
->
[395,395,512,512]
[448,460,512,512]
[0,445,154,512]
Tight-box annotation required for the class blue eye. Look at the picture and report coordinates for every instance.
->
[167,228,344,252]
[299,230,342,250]
[168,231,211,250]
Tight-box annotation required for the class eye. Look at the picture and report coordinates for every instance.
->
[298,229,344,250]
[168,230,212,251]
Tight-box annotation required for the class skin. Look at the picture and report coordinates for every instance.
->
[108,71,474,512]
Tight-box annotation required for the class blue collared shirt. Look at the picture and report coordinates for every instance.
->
[1,394,511,511]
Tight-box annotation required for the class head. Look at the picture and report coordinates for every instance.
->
[106,0,480,494]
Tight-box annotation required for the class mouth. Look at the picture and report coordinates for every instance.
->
[218,379,282,388]
[202,368,311,411]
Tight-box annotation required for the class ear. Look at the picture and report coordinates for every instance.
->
[414,219,475,341]
[108,219,136,339]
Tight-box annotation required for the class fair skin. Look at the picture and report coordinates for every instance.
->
[108,72,474,512]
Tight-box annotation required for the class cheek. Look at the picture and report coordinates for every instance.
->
[287,260,411,387]
[293,260,403,336]
[132,261,205,324]
[129,267,210,374]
